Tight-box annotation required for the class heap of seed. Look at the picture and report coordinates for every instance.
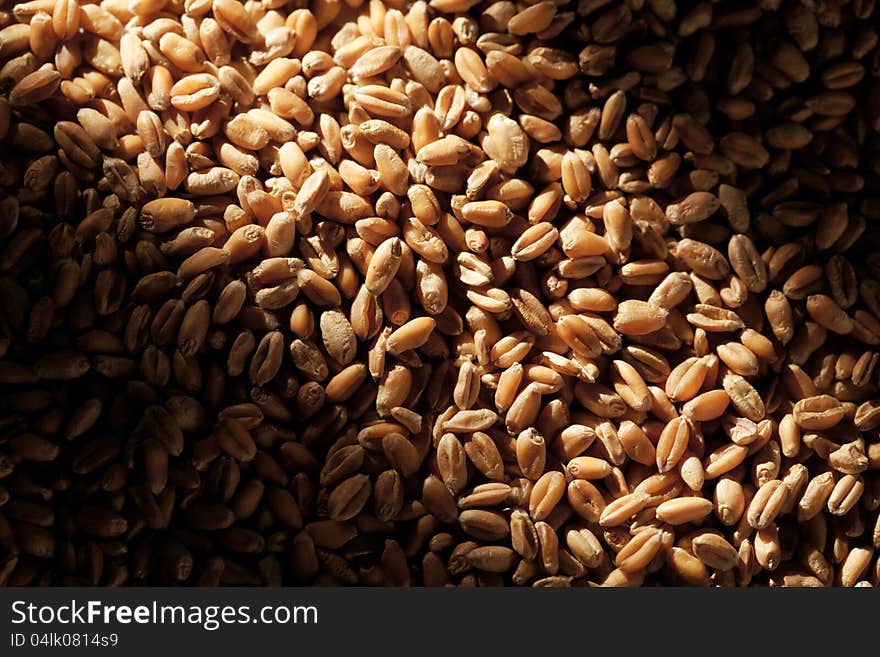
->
[0,0,880,587]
